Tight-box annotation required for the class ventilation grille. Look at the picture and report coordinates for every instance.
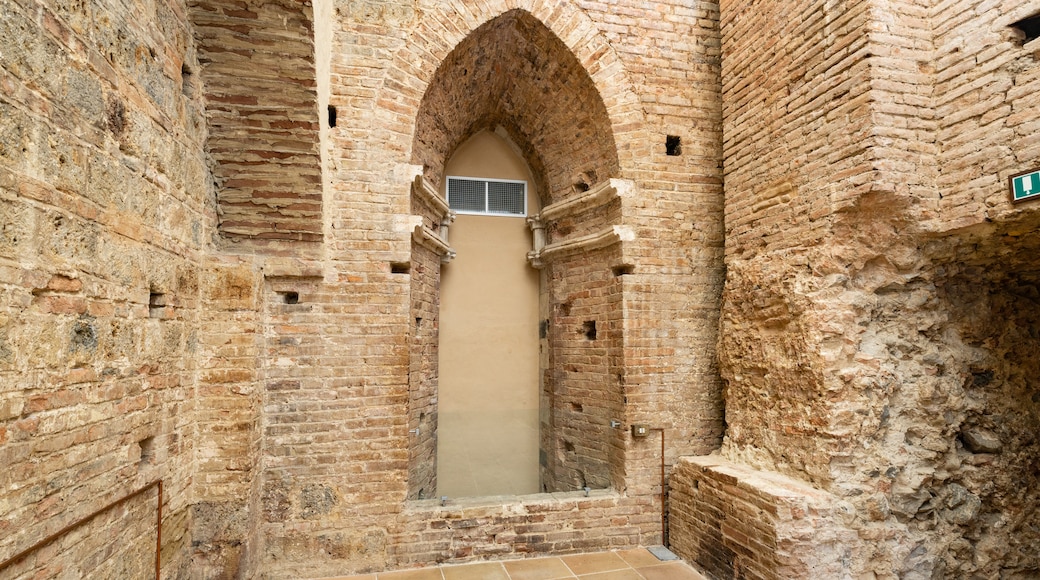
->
[447,177,527,216]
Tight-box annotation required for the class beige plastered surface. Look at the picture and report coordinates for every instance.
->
[438,130,542,497]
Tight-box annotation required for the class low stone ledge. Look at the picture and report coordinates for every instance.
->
[669,456,856,580]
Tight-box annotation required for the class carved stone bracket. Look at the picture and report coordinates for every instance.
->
[412,174,452,218]
[527,225,634,268]
[405,173,457,263]
[413,223,457,263]
[395,214,457,263]
[539,178,633,222]
[526,178,635,268]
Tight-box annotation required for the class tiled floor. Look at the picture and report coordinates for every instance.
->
[320,549,707,580]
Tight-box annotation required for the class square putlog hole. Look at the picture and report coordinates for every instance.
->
[148,292,166,318]
[280,291,300,305]
[582,320,597,340]
[666,135,682,156]
[1012,13,1040,44]
[138,436,155,467]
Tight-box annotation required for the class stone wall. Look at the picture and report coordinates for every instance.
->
[0,0,211,577]
[715,0,1040,577]
[17,0,1040,578]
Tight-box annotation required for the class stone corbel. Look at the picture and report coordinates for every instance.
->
[412,222,456,263]
[410,175,456,259]
[539,178,633,223]
[411,174,451,217]
[395,214,457,263]
[525,179,636,268]
[527,225,634,268]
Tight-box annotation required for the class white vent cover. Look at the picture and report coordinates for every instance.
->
[447,177,527,217]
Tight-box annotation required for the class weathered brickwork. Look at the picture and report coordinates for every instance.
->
[189,0,323,243]
[192,256,265,576]
[8,0,1040,578]
[670,457,860,580]
[930,3,1040,229]
[718,0,878,484]
[543,245,625,491]
[0,0,210,576]
[389,492,658,569]
[257,271,412,576]
[715,0,1040,578]
[411,9,621,206]
[406,243,439,501]
[247,0,726,575]
[405,174,451,503]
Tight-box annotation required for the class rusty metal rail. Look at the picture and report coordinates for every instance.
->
[0,479,163,579]
[651,428,667,547]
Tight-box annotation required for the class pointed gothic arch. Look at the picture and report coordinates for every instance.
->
[404,8,638,497]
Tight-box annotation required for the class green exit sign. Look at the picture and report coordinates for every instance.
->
[1010,168,1040,203]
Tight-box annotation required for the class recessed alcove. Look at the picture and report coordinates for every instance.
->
[408,9,625,500]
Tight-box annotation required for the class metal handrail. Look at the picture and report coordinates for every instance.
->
[0,479,163,579]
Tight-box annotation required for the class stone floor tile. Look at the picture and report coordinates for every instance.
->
[441,561,510,580]
[614,548,661,569]
[636,562,708,580]
[560,552,629,576]
[378,568,444,580]
[573,570,643,580]
[502,557,576,580]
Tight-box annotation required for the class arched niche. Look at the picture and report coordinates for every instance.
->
[407,9,628,497]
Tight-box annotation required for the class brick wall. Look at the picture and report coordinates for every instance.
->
[544,245,625,491]
[247,0,726,574]
[192,257,264,577]
[405,170,451,502]
[411,10,621,206]
[0,0,723,576]
[578,2,726,480]
[389,492,658,569]
[257,269,412,575]
[669,457,856,580]
[0,0,210,576]
[189,0,323,244]
[715,0,1040,577]
[718,0,877,484]
[929,1,1040,231]
[406,243,439,501]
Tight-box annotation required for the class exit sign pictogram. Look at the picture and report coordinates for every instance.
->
[1010,168,1040,203]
